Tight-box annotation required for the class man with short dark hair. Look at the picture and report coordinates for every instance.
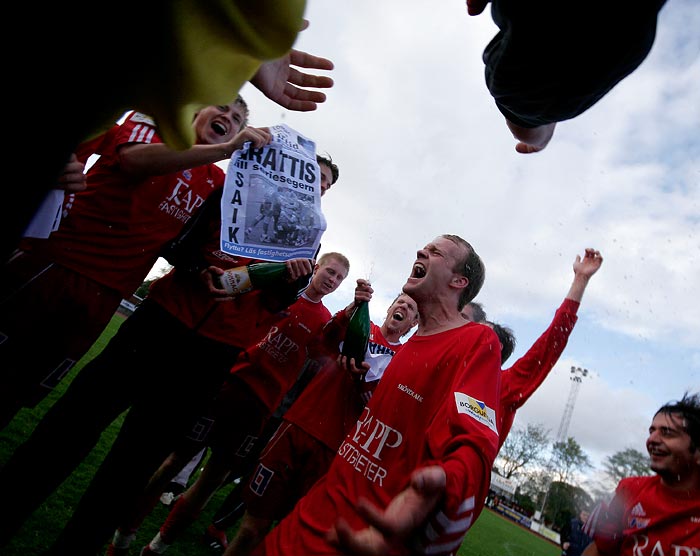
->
[582,392,700,556]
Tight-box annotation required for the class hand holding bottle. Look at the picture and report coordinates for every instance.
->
[201,265,231,301]
[337,353,370,381]
[340,279,373,368]
[203,258,315,301]
[344,279,373,317]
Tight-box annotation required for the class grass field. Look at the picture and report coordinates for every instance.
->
[0,313,561,556]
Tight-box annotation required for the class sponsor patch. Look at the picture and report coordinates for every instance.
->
[454,393,498,434]
[629,517,650,529]
[130,112,155,125]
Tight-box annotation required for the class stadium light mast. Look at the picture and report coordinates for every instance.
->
[537,366,589,522]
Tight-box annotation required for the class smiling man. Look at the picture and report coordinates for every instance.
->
[253,234,503,556]
[582,392,700,556]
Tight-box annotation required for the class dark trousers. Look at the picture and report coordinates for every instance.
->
[0,299,242,555]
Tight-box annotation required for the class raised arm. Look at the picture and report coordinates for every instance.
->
[566,248,603,303]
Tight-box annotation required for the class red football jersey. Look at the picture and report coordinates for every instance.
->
[285,320,402,451]
[230,294,332,412]
[257,322,502,556]
[587,475,700,556]
[22,111,223,297]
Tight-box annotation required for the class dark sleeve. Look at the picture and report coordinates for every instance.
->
[159,188,223,276]
[483,0,667,128]
[561,519,573,545]
[258,273,312,314]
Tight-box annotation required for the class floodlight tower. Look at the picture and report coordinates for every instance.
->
[556,366,589,442]
[537,366,589,522]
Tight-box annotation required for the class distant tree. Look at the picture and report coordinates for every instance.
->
[134,279,155,299]
[134,262,172,299]
[513,489,538,516]
[497,423,550,479]
[518,468,550,506]
[603,448,651,484]
[546,481,594,531]
[551,437,592,485]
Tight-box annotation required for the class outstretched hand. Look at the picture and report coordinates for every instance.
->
[573,248,603,279]
[327,466,447,555]
[251,21,334,112]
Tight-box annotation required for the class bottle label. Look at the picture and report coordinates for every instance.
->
[219,267,253,296]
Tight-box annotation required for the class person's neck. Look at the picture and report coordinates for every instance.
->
[659,469,700,493]
[379,324,401,344]
[414,299,465,336]
[301,288,322,303]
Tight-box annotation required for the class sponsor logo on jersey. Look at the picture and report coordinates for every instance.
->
[397,383,423,403]
[454,393,498,434]
[630,503,646,517]
[130,112,155,125]
[629,517,650,529]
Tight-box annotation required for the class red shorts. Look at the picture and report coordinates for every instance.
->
[243,420,335,521]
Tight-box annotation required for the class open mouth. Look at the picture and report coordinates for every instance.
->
[392,311,405,321]
[211,121,229,136]
[411,263,426,278]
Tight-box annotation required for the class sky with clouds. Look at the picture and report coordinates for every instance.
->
[150,0,700,491]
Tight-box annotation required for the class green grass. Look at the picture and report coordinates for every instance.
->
[461,509,560,556]
[1,313,560,556]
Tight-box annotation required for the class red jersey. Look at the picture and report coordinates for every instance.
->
[229,294,332,413]
[586,475,700,556]
[285,319,403,451]
[257,322,502,556]
[21,111,223,297]
[498,298,579,445]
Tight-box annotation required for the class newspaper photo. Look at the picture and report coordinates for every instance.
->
[220,124,326,262]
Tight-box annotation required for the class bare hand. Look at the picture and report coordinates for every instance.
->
[338,354,370,377]
[573,248,603,279]
[250,21,334,112]
[225,126,272,158]
[354,279,374,305]
[285,258,315,281]
[201,266,233,302]
[327,466,447,555]
[58,153,87,192]
[506,119,556,154]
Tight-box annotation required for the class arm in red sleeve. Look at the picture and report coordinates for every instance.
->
[501,297,580,412]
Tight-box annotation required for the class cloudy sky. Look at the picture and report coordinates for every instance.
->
[154,0,700,490]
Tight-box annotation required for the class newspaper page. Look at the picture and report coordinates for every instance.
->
[220,124,326,262]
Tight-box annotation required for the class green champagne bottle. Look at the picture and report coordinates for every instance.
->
[216,261,290,296]
[341,300,371,365]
